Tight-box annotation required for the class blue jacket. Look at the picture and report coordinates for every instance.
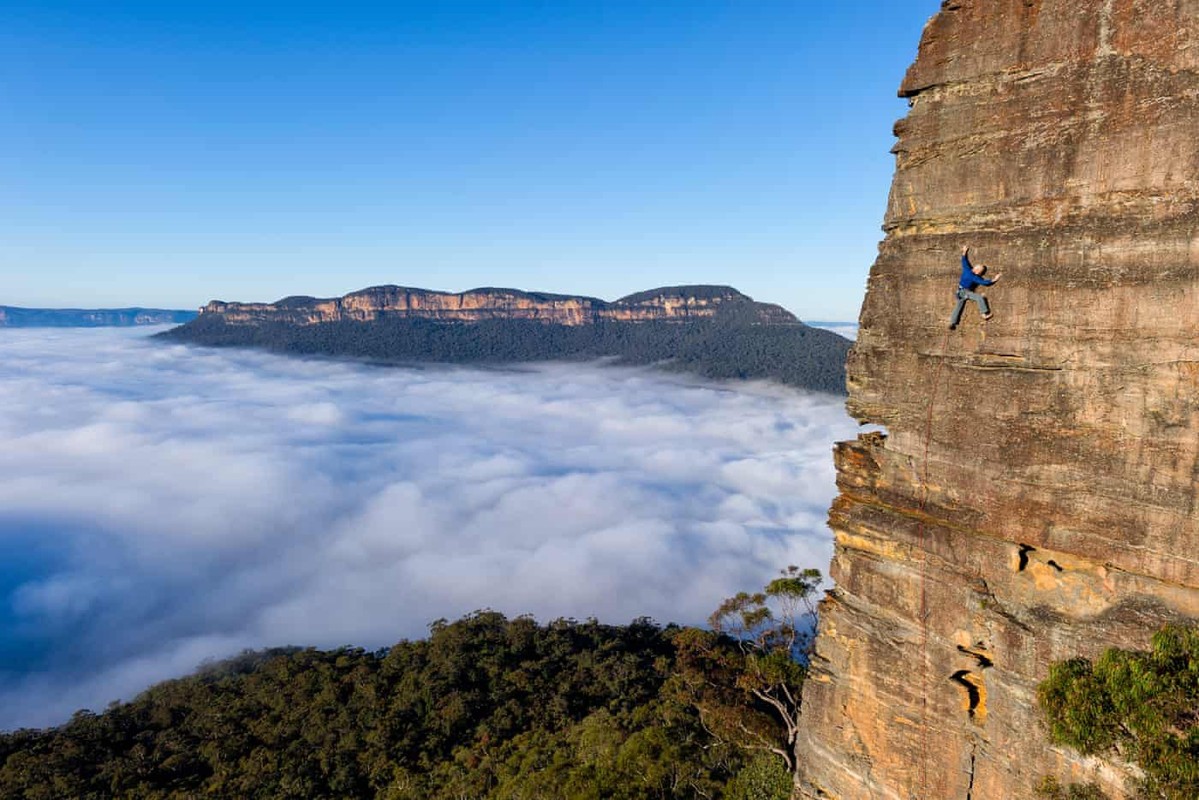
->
[959,254,995,291]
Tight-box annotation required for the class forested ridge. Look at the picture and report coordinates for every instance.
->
[7,555,1194,800]
[0,612,798,800]
[159,315,850,395]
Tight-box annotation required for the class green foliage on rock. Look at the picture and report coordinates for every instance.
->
[1037,624,1199,800]
[1035,776,1110,800]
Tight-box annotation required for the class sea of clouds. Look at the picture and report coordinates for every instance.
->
[809,321,858,340]
[0,328,862,730]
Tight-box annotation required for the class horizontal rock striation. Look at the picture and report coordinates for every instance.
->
[796,2,1199,799]
[199,285,798,327]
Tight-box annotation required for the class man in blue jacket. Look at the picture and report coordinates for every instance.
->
[949,245,1002,330]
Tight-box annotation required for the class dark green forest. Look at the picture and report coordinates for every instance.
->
[0,567,820,800]
[159,315,850,395]
[0,615,721,799]
[6,568,1197,800]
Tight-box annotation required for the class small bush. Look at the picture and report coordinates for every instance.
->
[1035,775,1109,799]
[724,753,792,800]
[1037,625,1199,800]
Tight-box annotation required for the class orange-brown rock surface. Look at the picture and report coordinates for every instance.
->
[199,285,797,327]
[795,2,1199,798]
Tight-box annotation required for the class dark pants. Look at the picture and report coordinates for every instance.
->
[949,287,989,327]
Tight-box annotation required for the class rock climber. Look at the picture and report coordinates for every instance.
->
[949,245,1001,330]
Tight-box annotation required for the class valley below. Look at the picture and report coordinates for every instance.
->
[0,327,860,732]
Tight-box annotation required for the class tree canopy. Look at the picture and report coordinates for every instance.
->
[1,566,826,799]
[1037,624,1199,800]
[0,612,783,799]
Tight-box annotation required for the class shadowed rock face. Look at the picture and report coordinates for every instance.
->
[796,2,1199,798]
[199,285,799,327]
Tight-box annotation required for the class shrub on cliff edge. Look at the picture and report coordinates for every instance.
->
[1036,775,1109,799]
[1037,624,1199,800]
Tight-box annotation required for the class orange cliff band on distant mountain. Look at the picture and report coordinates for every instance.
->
[163,284,851,394]
[198,285,800,327]
[794,2,1199,799]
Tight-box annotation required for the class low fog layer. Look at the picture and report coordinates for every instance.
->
[0,329,860,730]
[809,322,858,340]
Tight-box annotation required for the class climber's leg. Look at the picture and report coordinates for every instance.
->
[958,289,990,320]
[949,290,968,329]
[975,292,991,319]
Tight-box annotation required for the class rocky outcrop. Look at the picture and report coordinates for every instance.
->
[198,285,798,327]
[796,2,1199,798]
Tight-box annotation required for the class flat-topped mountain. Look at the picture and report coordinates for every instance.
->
[0,306,197,328]
[163,284,850,393]
[198,284,798,327]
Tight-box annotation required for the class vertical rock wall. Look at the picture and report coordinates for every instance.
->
[796,1,1199,798]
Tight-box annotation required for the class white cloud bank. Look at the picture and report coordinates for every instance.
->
[0,328,861,729]
[809,322,858,340]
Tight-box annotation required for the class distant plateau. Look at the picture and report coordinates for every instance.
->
[160,284,851,394]
[0,306,197,328]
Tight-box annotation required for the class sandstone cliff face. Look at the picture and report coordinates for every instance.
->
[796,2,1199,798]
[199,285,798,327]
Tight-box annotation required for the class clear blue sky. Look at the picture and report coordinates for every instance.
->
[2,1,939,320]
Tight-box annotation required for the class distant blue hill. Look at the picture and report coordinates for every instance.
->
[0,306,198,328]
